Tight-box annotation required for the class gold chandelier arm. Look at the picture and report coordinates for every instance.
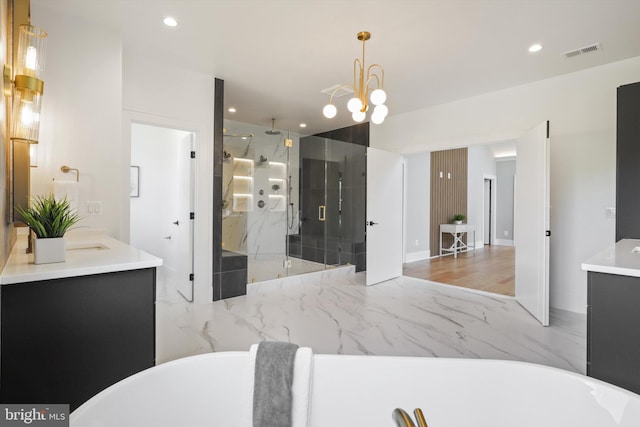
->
[353,58,363,95]
[367,64,385,89]
[366,74,381,92]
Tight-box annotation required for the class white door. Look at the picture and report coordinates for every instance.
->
[176,133,195,301]
[366,147,403,286]
[514,121,550,326]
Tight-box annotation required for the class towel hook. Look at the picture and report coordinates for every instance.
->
[60,165,80,182]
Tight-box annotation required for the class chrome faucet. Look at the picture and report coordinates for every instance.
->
[392,408,428,427]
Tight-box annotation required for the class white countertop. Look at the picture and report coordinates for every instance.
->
[581,239,640,278]
[0,230,162,285]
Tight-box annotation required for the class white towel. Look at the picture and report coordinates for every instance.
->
[247,343,314,427]
[291,347,313,427]
[52,180,80,212]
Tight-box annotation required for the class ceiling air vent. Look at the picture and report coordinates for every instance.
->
[563,42,602,59]
[320,84,354,98]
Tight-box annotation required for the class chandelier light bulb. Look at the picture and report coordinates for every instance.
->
[371,112,385,125]
[347,97,363,113]
[323,104,337,119]
[374,104,388,118]
[370,89,387,106]
[352,110,366,122]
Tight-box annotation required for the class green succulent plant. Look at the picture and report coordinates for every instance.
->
[451,213,466,222]
[16,194,81,238]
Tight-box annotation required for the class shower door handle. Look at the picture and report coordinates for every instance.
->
[318,205,326,222]
[367,221,378,226]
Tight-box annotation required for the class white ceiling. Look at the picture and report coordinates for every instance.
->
[34,0,640,136]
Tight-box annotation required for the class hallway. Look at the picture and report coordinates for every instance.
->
[403,245,515,296]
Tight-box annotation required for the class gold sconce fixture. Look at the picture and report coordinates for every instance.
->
[4,24,48,144]
[322,31,388,125]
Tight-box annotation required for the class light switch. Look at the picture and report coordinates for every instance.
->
[85,201,103,215]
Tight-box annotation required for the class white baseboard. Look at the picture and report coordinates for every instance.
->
[405,250,430,263]
[494,239,514,246]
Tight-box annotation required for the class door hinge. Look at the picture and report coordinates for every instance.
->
[190,212,195,220]
[189,273,194,281]
[190,151,196,159]
[546,230,551,237]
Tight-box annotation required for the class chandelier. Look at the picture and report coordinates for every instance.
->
[322,31,388,125]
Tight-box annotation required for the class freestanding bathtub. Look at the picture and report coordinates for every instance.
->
[71,352,640,426]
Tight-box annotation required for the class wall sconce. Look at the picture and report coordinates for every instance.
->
[4,24,48,144]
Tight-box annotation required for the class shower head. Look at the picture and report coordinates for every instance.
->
[265,118,281,135]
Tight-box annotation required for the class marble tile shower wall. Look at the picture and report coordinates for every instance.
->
[222,120,300,262]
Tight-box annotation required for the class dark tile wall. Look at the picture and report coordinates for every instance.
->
[294,122,369,272]
[213,78,247,301]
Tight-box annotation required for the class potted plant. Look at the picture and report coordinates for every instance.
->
[451,213,466,225]
[16,194,81,264]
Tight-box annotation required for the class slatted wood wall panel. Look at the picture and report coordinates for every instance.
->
[430,148,468,256]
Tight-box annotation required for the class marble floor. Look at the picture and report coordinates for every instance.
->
[156,269,586,374]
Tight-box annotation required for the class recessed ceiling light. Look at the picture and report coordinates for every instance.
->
[163,17,178,27]
[528,43,542,53]
[228,107,237,113]
[299,123,307,128]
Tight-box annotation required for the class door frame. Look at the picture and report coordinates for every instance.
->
[482,174,497,247]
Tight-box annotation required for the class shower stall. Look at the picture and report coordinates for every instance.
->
[222,119,366,284]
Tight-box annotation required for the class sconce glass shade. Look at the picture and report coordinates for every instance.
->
[11,25,47,144]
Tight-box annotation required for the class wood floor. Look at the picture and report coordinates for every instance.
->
[403,245,515,296]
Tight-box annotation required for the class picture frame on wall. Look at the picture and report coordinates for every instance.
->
[130,166,140,197]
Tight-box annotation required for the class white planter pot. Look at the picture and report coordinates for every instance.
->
[34,237,66,264]
[454,220,463,225]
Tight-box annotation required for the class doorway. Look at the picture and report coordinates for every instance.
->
[405,142,516,296]
[130,123,195,302]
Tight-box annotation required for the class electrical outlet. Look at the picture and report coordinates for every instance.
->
[606,207,616,218]
[504,230,509,237]
[415,239,419,246]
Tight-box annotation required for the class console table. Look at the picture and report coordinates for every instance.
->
[439,224,476,258]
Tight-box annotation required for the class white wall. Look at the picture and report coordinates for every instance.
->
[403,152,430,262]
[31,4,122,236]
[122,53,215,303]
[372,56,640,314]
[467,145,496,248]
[495,159,515,245]
[32,1,215,303]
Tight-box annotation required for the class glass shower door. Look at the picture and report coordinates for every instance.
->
[294,136,366,272]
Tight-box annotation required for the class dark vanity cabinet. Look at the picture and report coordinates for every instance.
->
[0,268,156,411]
[586,81,640,395]
[587,271,640,394]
